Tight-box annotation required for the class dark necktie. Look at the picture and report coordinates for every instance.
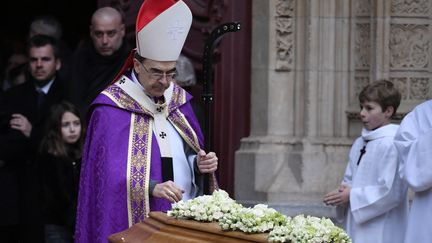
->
[37,90,46,108]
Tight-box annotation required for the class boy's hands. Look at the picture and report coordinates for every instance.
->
[323,184,351,206]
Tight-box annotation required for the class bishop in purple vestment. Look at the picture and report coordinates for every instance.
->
[74,1,218,242]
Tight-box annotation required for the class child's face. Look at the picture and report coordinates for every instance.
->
[61,111,81,144]
[360,101,393,131]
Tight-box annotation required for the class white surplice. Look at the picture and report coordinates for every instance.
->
[394,100,432,243]
[339,124,408,243]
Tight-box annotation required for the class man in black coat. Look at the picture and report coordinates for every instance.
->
[67,7,130,117]
[0,34,66,243]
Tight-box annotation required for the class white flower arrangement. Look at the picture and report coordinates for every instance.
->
[167,189,242,222]
[167,190,351,243]
[268,215,351,243]
[219,204,287,233]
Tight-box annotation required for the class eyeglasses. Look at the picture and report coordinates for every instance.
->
[140,63,177,82]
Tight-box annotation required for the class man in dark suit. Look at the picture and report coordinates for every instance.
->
[67,7,130,117]
[0,34,65,243]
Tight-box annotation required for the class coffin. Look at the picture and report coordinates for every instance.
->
[108,211,269,243]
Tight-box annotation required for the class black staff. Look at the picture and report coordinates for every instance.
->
[201,22,241,194]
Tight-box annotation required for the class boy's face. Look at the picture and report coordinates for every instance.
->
[360,101,393,131]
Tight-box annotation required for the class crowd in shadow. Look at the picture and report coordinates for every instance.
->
[0,6,201,243]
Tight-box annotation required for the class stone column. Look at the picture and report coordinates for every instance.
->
[235,0,354,217]
[235,0,431,218]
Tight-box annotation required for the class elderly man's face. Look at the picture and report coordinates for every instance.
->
[90,16,125,56]
[133,58,177,98]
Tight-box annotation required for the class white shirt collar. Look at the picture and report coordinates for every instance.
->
[361,124,399,141]
[35,78,55,94]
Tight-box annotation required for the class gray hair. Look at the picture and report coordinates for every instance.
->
[30,15,63,40]
[175,54,196,87]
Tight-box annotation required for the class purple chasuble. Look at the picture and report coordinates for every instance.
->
[74,75,205,243]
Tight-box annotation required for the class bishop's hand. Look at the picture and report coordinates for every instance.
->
[197,149,218,173]
[152,180,184,203]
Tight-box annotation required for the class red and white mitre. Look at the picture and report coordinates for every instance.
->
[135,0,192,61]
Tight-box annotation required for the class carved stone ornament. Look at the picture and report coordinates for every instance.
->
[276,0,294,17]
[390,77,431,100]
[275,0,295,71]
[355,23,371,70]
[390,24,430,69]
[276,17,294,71]
[410,77,430,99]
[391,0,430,16]
[355,0,371,16]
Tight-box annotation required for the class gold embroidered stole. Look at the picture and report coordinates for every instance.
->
[102,75,201,225]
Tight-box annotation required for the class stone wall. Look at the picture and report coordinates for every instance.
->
[235,0,431,218]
